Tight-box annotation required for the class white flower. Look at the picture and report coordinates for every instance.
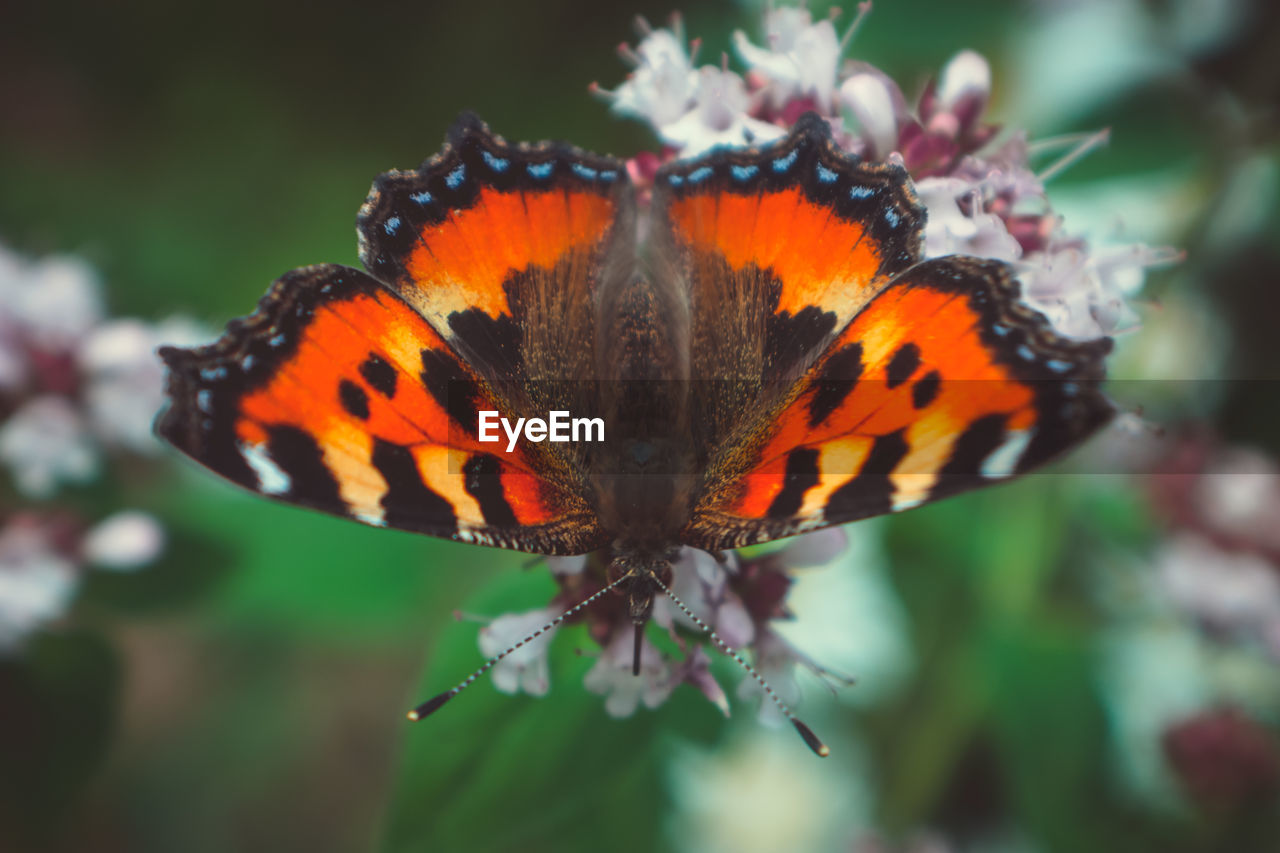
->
[0,396,98,497]
[79,316,208,453]
[676,645,731,716]
[733,6,842,110]
[658,66,785,157]
[838,72,902,158]
[605,27,699,129]
[933,50,991,126]
[82,510,166,571]
[1195,448,1280,554]
[736,628,803,725]
[1156,534,1280,642]
[477,607,559,696]
[0,245,209,481]
[652,547,755,648]
[915,176,1023,262]
[1019,242,1175,339]
[583,627,674,717]
[0,248,103,350]
[0,517,78,652]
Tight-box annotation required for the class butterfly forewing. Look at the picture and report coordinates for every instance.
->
[157,264,606,554]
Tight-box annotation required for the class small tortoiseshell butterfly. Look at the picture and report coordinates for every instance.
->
[158,114,1112,749]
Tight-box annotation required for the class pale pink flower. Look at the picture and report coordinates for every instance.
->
[0,244,208,496]
[0,396,98,497]
[602,25,699,129]
[659,66,785,156]
[733,5,842,111]
[652,547,754,648]
[838,71,905,159]
[584,627,674,717]
[915,176,1023,262]
[0,515,78,652]
[477,607,560,697]
[81,510,166,571]
[1019,242,1176,339]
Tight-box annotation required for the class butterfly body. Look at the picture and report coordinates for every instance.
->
[158,113,1113,631]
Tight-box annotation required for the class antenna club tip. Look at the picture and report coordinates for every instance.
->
[791,718,830,757]
[408,690,455,721]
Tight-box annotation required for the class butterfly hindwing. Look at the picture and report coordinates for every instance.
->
[157,264,606,555]
[679,256,1114,551]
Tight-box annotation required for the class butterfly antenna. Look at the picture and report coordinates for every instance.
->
[406,572,631,721]
[649,575,830,758]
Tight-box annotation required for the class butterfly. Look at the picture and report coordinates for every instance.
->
[157,113,1113,752]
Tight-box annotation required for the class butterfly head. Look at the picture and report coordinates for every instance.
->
[607,541,677,626]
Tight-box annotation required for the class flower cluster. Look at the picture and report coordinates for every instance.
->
[596,4,1178,340]
[1098,434,1280,812]
[481,528,850,721]
[1148,437,1280,658]
[0,244,191,651]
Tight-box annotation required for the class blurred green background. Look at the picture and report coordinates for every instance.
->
[2,0,1279,850]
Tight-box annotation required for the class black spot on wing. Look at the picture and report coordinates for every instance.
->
[339,379,370,420]
[463,454,518,528]
[826,429,909,520]
[265,425,345,510]
[766,448,820,519]
[360,353,397,398]
[446,307,524,379]
[371,439,456,530]
[765,306,838,375]
[808,342,864,428]
[420,349,481,430]
[931,413,1008,498]
[912,370,941,410]
[885,343,920,389]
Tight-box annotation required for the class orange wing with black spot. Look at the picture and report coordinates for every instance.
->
[158,264,606,554]
[651,114,926,463]
[357,113,632,389]
[679,256,1113,550]
[651,117,1113,551]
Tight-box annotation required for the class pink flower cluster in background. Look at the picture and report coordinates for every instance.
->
[596,3,1179,341]
[0,244,200,651]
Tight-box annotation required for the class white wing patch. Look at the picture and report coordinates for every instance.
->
[981,428,1034,479]
[239,441,292,495]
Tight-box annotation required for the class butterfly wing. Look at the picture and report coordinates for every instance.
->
[679,256,1112,550]
[158,264,607,554]
[160,116,641,555]
[653,117,1113,551]
[648,114,925,469]
[357,113,633,391]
